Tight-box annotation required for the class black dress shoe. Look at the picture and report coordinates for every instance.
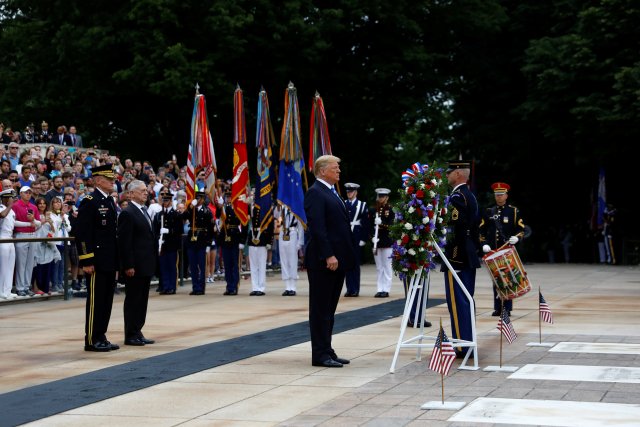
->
[407,319,432,328]
[124,338,146,346]
[160,290,176,295]
[189,290,204,295]
[312,359,343,368]
[140,337,155,344]
[491,310,501,317]
[374,292,383,298]
[84,341,111,352]
[344,292,354,297]
[223,290,237,295]
[333,357,350,364]
[282,290,296,296]
[105,341,120,350]
[256,291,265,296]
[382,292,389,297]
[250,291,258,296]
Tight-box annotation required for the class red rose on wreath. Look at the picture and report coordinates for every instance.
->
[416,189,424,199]
[407,186,414,194]
[401,235,410,244]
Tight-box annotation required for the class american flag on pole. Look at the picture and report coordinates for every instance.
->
[539,291,554,324]
[187,86,217,203]
[498,310,517,344]
[428,326,456,375]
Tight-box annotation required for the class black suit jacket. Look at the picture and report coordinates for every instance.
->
[117,204,158,277]
[304,181,356,271]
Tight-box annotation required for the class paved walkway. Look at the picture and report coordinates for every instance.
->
[0,263,638,426]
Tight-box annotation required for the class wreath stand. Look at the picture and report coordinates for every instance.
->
[390,240,478,372]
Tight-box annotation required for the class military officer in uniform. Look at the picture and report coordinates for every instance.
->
[480,182,525,316]
[343,183,368,297]
[278,205,304,296]
[184,191,214,295]
[442,160,481,357]
[371,188,394,297]
[153,189,185,295]
[75,164,119,352]
[248,202,274,296]
[219,189,246,295]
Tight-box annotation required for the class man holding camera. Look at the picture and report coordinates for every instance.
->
[12,186,41,297]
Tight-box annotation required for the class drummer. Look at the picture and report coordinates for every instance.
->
[480,182,526,316]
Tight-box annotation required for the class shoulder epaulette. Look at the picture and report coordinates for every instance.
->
[84,195,93,200]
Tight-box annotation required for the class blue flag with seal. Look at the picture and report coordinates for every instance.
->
[253,88,276,240]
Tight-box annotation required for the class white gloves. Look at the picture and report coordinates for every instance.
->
[508,236,519,245]
[374,217,382,225]
[191,199,197,206]
[160,227,169,235]
[359,240,365,247]
[238,244,245,250]
[482,245,492,253]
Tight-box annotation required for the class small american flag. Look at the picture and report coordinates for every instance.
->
[498,310,517,344]
[429,326,456,375]
[539,291,554,324]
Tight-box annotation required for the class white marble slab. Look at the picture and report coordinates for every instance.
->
[483,365,519,372]
[420,400,466,410]
[449,397,640,427]
[510,364,640,383]
[551,342,640,355]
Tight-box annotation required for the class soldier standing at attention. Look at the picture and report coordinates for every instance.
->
[248,202,274,296]
[343,183,368,297]
[371,188,394,297]
[219,189,246,296]
[480,182,525,316]
[75,164,120,352]
[442,160,481,358]
[184,191,214,295]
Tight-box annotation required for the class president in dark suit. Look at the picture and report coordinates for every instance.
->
[117,180,158,346]
[304,155,356,368]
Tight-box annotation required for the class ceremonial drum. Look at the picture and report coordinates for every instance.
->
[482,246,531,300]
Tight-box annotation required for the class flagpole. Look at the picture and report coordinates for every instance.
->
[439,318,444,405]
[499,300,504,368]
[538,286,543,344]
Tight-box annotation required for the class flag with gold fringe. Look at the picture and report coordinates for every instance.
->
[232,85,250,225]
[187,85,217,203]
[308,91,332,173]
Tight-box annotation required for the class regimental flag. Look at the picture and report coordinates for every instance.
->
[539,291,554,324]
[252,88,277,243]
[428,326,456,376]
[308,91,332,173]
[277,82,306,228]
[187,87,217,203]
[597,168,606,227]
[232,85,250,225]
[498,310,517,344]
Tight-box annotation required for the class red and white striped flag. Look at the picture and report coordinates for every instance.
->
[428,326,456,375]
[498,310,517,344]
[539,291,554,324]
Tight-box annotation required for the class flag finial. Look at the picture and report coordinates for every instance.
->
[314,90,320,98]
[288,81,295,89]
[195,83,200,95]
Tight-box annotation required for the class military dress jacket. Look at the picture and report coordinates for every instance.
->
[345,198,369,245]
[219,203,247,247]
[442,183,480,271]
[183,204,214,248]
[370,202,394,248]
[74,190,118,271]
[248,204,274,247]
[479,204,525,249]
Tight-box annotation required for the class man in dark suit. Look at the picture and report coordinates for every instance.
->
[54,125,73,146]
[117,179,157,346]
[305,155,356,368]
[442,160,481,358]
[75,164,119,352]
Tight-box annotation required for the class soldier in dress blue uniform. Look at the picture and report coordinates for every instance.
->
[343,183,368,297]
[219,189,247,295]
[480,182,526,316]
[184,191,214,295]
[442,160,481,357]
[75,164,120,352]
[370,188,394,297]
[248,202,274,296]
[153,190,185,295]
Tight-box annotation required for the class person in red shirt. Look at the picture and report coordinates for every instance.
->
[12,186,42,297]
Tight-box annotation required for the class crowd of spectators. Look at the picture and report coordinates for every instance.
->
[0,122,284,300]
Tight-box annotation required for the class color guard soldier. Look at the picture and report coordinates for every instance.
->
[480,182,525,316]
[442,160,481,358]
[278,205,304,296]
[184,191,214,295]
[219,189,247,295]
[75,164,119,352]
[370,188,394,297]
[343,182,368,297]
[153,189,184,295]
[248,202,274,296]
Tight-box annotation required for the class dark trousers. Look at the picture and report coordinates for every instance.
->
[403,275,428,321]
[493,284,513,312]
[187,245,206,292]
[444,268,476,352]
[85,270,116,346]
[308,267,344,363]
[123,276,151,340]
[345,244,361,294]
[159,251,178,292]
[33,262,52,293]
[222,244,240,292]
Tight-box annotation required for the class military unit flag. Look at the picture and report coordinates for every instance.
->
[498,310,517,344]
[187,88,217,203]
[428,326,456,375]
[231,86,250,225]
[539,291,554,324]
